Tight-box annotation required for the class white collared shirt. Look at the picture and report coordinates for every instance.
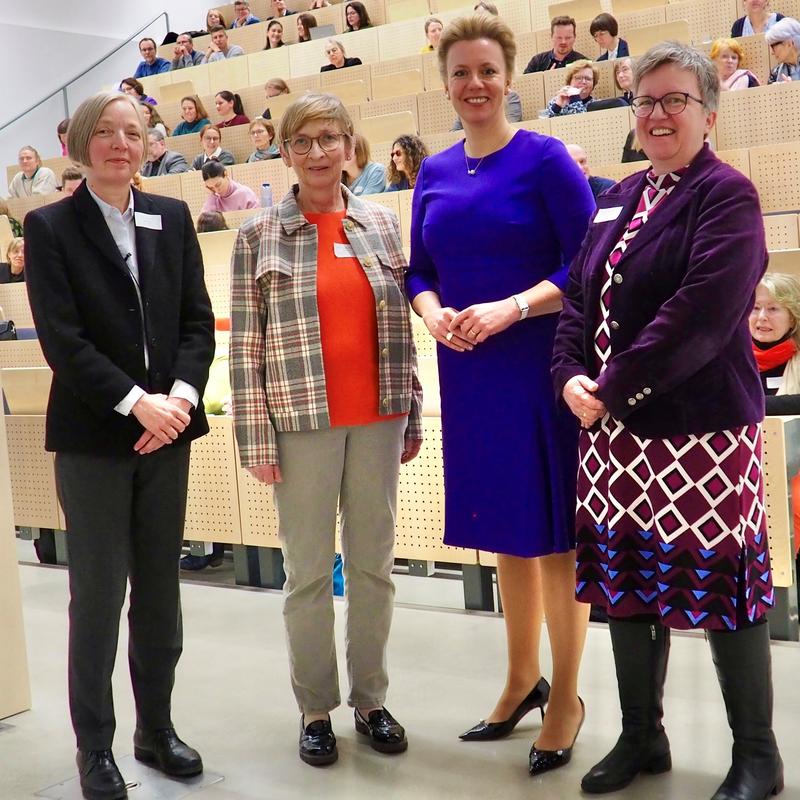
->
[86,183,199,416]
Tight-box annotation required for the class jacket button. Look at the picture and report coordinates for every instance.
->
[627,397,636,406]
[636,392,644,400]
[610,320,620,330]
[362,257,372,267]
[381,348,388,357]
[643,387,652,395]
[382,397,389,408]
[378,300,386,310]
[613,273,623,284]
[344,220,354,231]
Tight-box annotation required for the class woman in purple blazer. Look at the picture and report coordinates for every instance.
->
[552,43,783,800]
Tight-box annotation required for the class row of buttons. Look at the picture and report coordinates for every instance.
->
[627,387,652,406]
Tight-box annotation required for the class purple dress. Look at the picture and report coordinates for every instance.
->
[406,130,595,557]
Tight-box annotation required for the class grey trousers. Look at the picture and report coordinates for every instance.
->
[273,417,405,714]
[55,445,191,751]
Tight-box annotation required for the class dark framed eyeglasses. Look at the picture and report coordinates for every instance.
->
[769,40,787,50]
[631,91,704,118]
[282,132,347,155]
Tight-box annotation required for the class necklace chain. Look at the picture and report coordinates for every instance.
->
[464,151,485,177]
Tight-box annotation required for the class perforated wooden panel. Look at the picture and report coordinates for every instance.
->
[617,4,667,34]
[248,47,293,86]
[328,79,372,105]
[159,80,197,105]
[512,72,546,119]
[496,0,534,34]
[222,208,263,228]
[184,416,242,543]
[417,88,454,135]
[612,0,666,13]
[284,74,323,93]
[5,416,61,529]
[0,341,47,369]
[321,63,373,92]
[238,85,267,119]
[162,130,201,164]
[372,70,425,100]
[361,0,389,26]
[626,20,690,55]
[593,160,650,182]
[139,72,173,99]
[207,57,251,95]
[219,124,254,163]
[205,263,233,319]
[761,416,796,588]
[548,0,602,21]
[289,38,333,77]
[236,447,282,548]
[549,105,632,166]
[371,55,424,81]
[528,0,553,32]
[369,140,394,169]
[386,0,432,24]
[361,94,420,132]
[0,217,12,259]
[358,110,418,142]
[6,196,45,223]
[396,188,414,246]
[716,82,800,151]
[763,215,800,252]
[421,49,443,90]
[750,141,800,215]
[362,191,401,218]
[767,249,800,278]
[665,0,737,44]
[180,170,211,217]
[0,285,33,328]
[395,416,478,563]
[715,148,751,179]
[513,117,552,135]
[425,130,464,154]
[235,20,273,55]
[411,316,437,358]
[141,174,183,201]
[177,63,212,97]
[231,159,291,199]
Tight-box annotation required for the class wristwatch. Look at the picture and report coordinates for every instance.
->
[512,294,529,320]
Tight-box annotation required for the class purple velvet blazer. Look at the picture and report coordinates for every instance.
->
[552,144,767,438]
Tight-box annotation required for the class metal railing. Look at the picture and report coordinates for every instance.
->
[0,11,171,135]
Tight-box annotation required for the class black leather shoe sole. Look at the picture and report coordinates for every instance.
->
[354,719,408,753]
[79,786,127,800]
[299,746,339,766]
[134,747,203,777]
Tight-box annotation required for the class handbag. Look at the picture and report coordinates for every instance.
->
[0,320,17,341]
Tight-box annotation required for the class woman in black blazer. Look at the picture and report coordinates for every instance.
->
[24,91,215,800]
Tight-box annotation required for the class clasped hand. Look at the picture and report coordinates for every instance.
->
[563,375,607,429]
[423,298,519,351]
[132,393,192,455]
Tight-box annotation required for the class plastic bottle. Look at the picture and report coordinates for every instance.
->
[260,182,273,208]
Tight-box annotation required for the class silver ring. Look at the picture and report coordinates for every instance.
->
[445,332,454,342]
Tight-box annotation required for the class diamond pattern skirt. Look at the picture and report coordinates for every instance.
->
[575,417,775,630]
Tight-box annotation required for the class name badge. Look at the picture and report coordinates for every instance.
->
[333,242,355,259]
[766,376,783,390]
[594,206,623,223]
[134,212,163,230]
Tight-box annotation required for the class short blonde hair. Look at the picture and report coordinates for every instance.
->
[438,14,516,84]
[278,93,354,146]
[7,237,23,261]
[266,77,290,94]
[709,37,745,65]
[249,116,276,142]
[351,133,371,169]
[67,92,148,168]
[565,58,599,88]
[759,273,800,344]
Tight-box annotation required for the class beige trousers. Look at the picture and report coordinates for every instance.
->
[273,417,405,714]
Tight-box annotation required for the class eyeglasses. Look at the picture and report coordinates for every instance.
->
[391,149,403,158]
[283,132,346,155]
[631,92,703,118]
[769,41,787,50]
[571,74,594,83]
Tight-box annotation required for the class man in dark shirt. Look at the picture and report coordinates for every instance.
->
[523,15,587,73]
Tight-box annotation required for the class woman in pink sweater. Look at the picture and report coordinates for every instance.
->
[200,161,259,212]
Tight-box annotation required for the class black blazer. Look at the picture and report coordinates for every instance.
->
[24,182,215,454]
[596,38,629,61]
[320,57,363,72]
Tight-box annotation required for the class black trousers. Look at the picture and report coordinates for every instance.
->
[55,445,192,751]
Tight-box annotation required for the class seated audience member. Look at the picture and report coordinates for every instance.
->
[57,118,69,155]
[171,32,205,69]
[248,118,280,160]
[0,200,23,237]
[173,95,211,136]
[343,134,387,195]
[297,13,318,42]
[566,143,614,199]
[474,1,498,13]
[141,129,190,176]
[614,56,634,103]
[196,211,230,233]
[203,26,245,63]
[0,238,24,284]
[206,8,228,30]
[231,0,261,27]
[269,0,297,19]
[8,146,57,198]
[524,16,587,73]
[121,77,157,105]
[732,0,784,36]
[453,89,521,130]
[590,13,628,60]
[321,39,363,71]
[421,17,444,52]
[621,127,647,162]
[345,2,372,31]
[201,161,259,212]
[712,38,760,89]
[192,125,236,169]
[133,37,170,77]
[545,59,598,116]
[265,20,285,49]
[142,102,171,136]
[215,91,251,127]
[60,167,84,196]
[387,134,428,191]
[309,0,330,8]
[262,78,291,118]
[766,17,800,82]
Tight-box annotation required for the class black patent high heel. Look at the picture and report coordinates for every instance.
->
[528,697,585,776]
[459,677,550,741]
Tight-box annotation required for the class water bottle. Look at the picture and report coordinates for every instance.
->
[260,182,273,208]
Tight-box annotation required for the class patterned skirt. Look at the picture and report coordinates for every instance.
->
[575,416,775,631]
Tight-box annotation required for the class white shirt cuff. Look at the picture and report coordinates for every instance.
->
[169,379,200,409]
[114,385,146,416]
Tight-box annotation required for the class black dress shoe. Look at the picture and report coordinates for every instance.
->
[133,728,203,777]
[529,697,585,776]
[76,749,127,800]
[460,677,551,741]
[300,716,338,766]
[355,707,408,754]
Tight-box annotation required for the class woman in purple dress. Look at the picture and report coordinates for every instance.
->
[406,14,596,775]
[552,43,782,799]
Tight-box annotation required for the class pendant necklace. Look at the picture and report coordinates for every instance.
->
[464,150,485,176]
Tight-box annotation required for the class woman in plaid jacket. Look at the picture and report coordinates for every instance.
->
[230,93,422,768]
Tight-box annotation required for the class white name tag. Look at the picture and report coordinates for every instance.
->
[134,212,163,230]
[333,242,355,259]
[594,206,623,223]
[767,376,784,390]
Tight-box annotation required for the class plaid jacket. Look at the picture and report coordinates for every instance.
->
[230,185,423,467]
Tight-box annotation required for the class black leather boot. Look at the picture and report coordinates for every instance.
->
[76,750,127,800]
[707,622,784,800]
[581,618,672,794]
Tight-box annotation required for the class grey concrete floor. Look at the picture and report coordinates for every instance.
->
[2,557,799,800]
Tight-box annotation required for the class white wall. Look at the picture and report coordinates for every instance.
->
[0,1,215,195]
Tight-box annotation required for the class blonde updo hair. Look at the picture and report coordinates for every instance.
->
[437,14,516,84]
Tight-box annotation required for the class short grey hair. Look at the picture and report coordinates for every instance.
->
[148,128,166,142]
[765,16,800,50]
[325,38,346,57]
[67,92,148,168]
[634,41,720,113]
